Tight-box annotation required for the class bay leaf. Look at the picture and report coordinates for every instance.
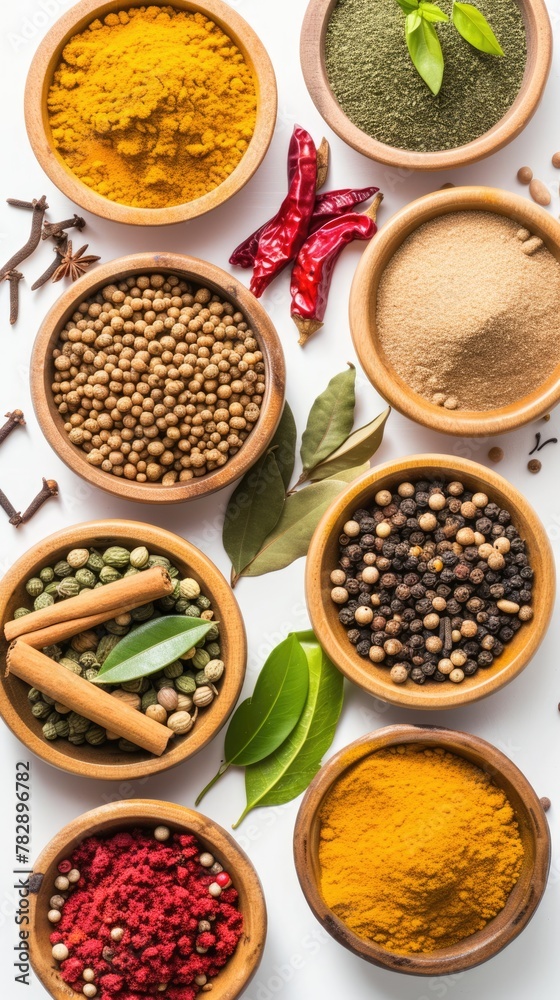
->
[223,448,285,580]
[195,633,308,804]
[270,401,297,491]
[234,632,344,825]
[240,478,350,578]
[309,407,390,482]
[452,3,504,56]
[406,11,444,95]
[299,366,356,477]
[93,616,213,684]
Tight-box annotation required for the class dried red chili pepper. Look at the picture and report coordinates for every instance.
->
[229,132,330,270]
[249,126,318,298]
[291,192,383,346]
[311,185,379,229]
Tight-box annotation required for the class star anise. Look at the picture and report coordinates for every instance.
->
[52,240,100,283]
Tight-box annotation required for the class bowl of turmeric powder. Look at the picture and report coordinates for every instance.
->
[24,0,277,225]
[294,724,551,975]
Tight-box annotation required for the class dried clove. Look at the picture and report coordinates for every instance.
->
[6,198,38,210]
[31,236,68,291]
[19,478,59,523]
[6,269,23,325]
[529,431,558,455]
[0,195,48,281]
[0,409,25,446]
[0,487,22,525]
[42,215,86,240]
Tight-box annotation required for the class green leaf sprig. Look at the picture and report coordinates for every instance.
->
[223,365,390,584]
[91,616,214,685]
[395,0,504,96]
[195,632,344,825]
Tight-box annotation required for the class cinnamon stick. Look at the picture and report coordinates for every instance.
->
[6,640,172,756]
[5,566,173,643]
[21,600,146,650]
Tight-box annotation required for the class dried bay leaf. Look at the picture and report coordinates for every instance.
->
[224,449,285,581]
[270,401,297,490]
[299,366,356,478]
[309,407,390,482]
[240,470,366,578]
[235,632,344,825]
[93,616,214,684]
[452,2,504,55]
[195,634,309,804]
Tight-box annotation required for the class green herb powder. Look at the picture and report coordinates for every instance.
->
[325,0,527,151]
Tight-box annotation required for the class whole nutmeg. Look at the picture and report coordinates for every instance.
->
[193,686,214,708]
[167,711,194,734]
[180,578,201,600]
[157,688,179,712]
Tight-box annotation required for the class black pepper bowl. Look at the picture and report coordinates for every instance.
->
[29,799,267,1000]
[305,454,555,709]
[294,725,551,975]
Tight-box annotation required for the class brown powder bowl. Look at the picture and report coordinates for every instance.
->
[350,186,560,436]
[0,519,246,780]
[31,252,285,504]
[300,0,552,171]
[294,724,551,976]
[25,0,277,225]
[305,455,555,710]
[30,799,267,1000]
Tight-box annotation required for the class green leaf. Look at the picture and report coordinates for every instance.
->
[93,616,214,684]
[308,407,390,482]
[195,634,309,804]
[299,366,356,476]
[406,11,445,95]
[239,478,350,578]
[419,2,449,22]
[223,449,286,579]
[235,632,344,826]
[270,402,297,490]
[394,0,419,12]
[452,2,504,55]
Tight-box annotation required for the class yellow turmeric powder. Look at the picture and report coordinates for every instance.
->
[319,745,524,953]
[47,6,257,209]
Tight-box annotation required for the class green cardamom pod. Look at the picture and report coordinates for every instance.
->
[54,560,72,578]
[84,667,100,682]
[129,545,150,569]
[79,651,98,670]
[175,674,196,695]
[34,592,54,611]
[39,566,55,583]
[99,566,122,585]
[192,648,210,671]
[157,596,176,612]
[118,739,139,752]
[206,641,221,657]
[31,701,50,718]
[27,687,42,703]
[44,581,60,595]
[75,567,97,589]
[141,688,158,711]
[174,598,189,613]
[122,676,149,694]
[13,608,32,619]
[86,550,104,573]
[68,712,90,734]
[59,658,83,675]
[196,595,212,611]
[184,604,201,618]
[68,732,86,745]
[102,546,131,568]
[164,660,184,679]
[55,719,70,738]
[42,644,62,660]
[130,602,154,621]
[85,725,107,745]
[25,577,44,597]
[148,555,171,569]
[105,621,130,636]
[57,577,80,599]
[123,566,140,577]
[168,565,179,579]
[42,721,58,740]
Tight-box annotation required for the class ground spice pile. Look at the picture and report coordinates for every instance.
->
[325,0,526,152]
[377,212,560,411]
[47,6,257,208]
[319,745,524,953]
[49,827,243,1000]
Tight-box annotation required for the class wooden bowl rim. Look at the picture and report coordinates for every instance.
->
[300,0,552,171]
[305,453,555,710]
[293,723,551,976]
[0,518,247,779]
[30,251,285,504]
[24,0,278,225]
[29,799,267,1000]
[350,186,560,436]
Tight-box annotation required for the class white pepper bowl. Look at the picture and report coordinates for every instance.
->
[30,252,285,504]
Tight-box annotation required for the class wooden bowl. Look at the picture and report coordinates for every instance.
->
[350,186,560,436]
[30,799,267,1000]
[294,724,551,975]
[31,252,285,504]
[305,454,555,710]
[300,0,552,171]
[0,519,247,780]
[25,0,277,225]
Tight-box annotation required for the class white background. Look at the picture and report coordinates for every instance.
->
[0,1,559,998]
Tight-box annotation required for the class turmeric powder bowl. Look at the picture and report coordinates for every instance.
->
[294,724,551,975]
[30,800,267,1000]
[24,0,277,225]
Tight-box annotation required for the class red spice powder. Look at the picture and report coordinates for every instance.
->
[50,829,243,1000]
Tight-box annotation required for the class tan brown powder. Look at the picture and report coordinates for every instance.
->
[376,211,560,410]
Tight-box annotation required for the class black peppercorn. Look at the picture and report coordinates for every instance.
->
[463,660,478,676]
[411,667,426,684]
[347,629,360,644]
[356,640,370,656]
[338,608,354,625]
[478,651,494,668]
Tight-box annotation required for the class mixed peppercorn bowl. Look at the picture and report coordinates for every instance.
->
[305,454,555,710]
[0,519,247,779]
